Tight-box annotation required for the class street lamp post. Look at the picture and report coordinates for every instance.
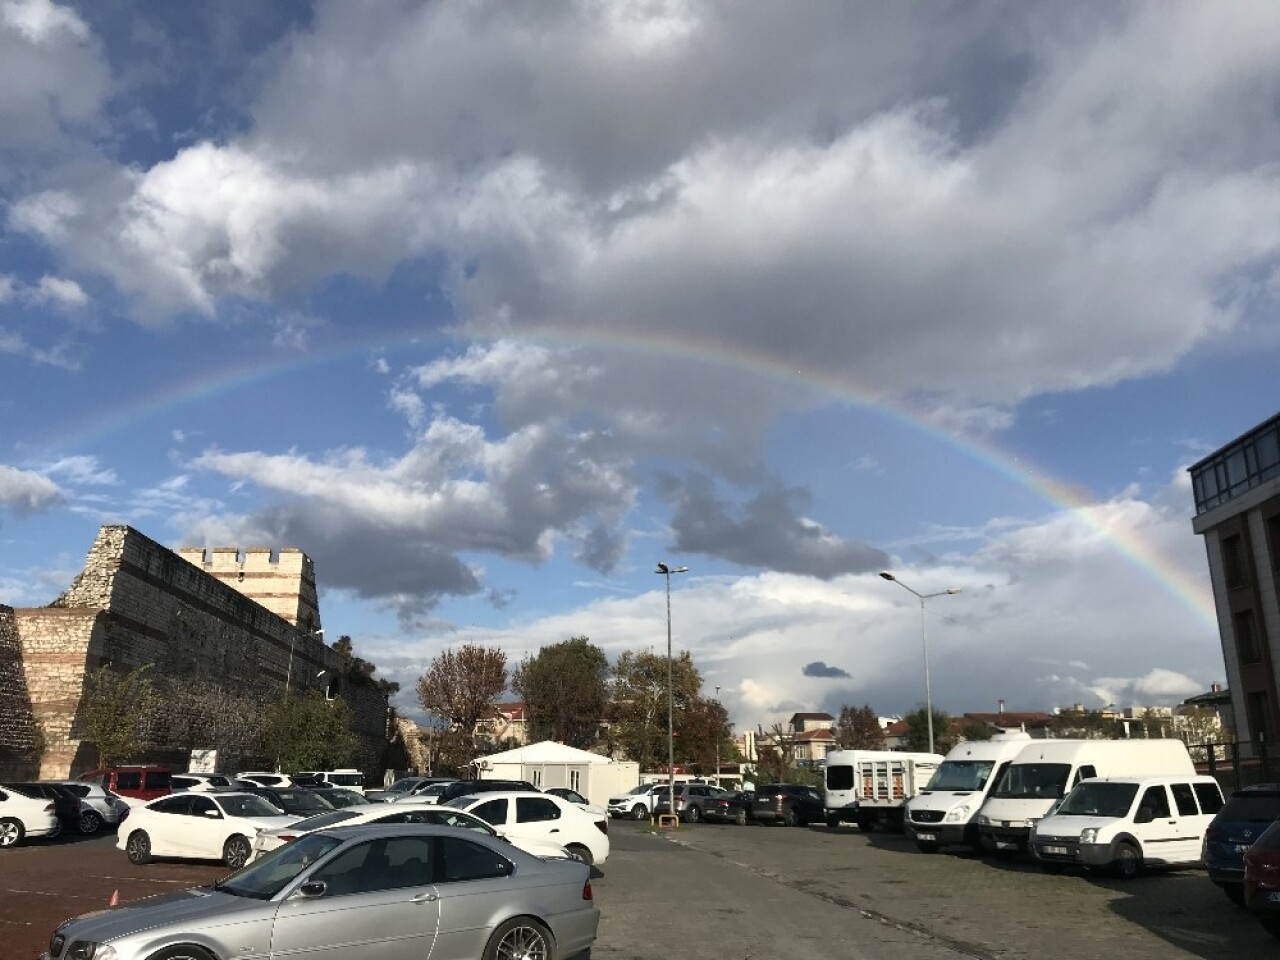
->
[656,562,689,821]
[714,685,721,789]
[879,572,961,755]
[285,628,324,698]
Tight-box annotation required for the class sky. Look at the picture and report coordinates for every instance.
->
[2,0,1277,734]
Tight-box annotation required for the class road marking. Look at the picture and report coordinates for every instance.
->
[2,889,102,901]
[88,875,204,885]
[0,917,32,926]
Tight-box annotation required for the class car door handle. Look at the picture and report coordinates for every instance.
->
[549,828,560,833]
[412,891,438,903]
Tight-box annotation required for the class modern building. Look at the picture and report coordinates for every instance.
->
[1190,412,1280,748]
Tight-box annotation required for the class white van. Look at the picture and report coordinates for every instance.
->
[293,769,366,794]
[976,738,1194,854]
[904,733,1032,852]
[1030,774,1225,878]
[824,749,944,830]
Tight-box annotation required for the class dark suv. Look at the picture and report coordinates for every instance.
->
[1205,783,1280,905]
[751,783,825,826]
[435,779,539,805]
[652,784,726,823]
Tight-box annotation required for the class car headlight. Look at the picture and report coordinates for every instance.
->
[1080,828,1098,845]
[945,805,969,823]
[66,943,117,960]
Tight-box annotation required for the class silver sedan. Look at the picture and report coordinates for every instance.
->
[42,823,600,960]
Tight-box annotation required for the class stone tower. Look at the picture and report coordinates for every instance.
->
[177,546,323,635]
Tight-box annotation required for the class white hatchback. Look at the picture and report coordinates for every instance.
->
[252,800,571,861]
[0,784,59,848]
[119,791,298,868]
[448,791,611,865]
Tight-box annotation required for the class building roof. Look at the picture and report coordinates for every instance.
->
[480,740,614,765]
[789,711,835,723]
[792,728,836,742]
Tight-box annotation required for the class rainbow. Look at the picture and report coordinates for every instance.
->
[45,324,1218,629]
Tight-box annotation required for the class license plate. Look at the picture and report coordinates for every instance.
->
[1234,844,1251,853]
[1269,891,1280,903]
[1044,845,1068,856]
[916,832,936,842]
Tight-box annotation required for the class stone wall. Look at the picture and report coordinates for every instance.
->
[176,545,322,633]
[7,525,389,780]
[0,605,39,779]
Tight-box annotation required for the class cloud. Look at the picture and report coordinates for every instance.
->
[663,472,888,578]
[803,661,851,679]
[0,464,63,515]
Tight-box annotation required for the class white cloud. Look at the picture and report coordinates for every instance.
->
[41,455,117,486]
[0,464,63,515]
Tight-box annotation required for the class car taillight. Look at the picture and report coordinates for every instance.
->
[595,820,608,835]
[582,880,593,900]
[43,803,55,812]
[278,835,296,843]
[1205,825,1220,842]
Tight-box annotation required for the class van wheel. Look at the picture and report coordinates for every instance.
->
[0,818,25,847]
[126,830,152,864]
[223,835,252,869]
[1112,842,1142,880]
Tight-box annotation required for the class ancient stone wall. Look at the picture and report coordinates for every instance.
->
[176,545,322,633]
[9,525,389,780]
[0,605,39,779]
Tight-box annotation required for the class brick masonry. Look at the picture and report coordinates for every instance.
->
[2,525,389,780]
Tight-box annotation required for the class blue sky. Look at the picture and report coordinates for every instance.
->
[2,0,1277,730]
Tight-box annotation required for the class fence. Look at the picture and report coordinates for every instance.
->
[1194,740,1279,792]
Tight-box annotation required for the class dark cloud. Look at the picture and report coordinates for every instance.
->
[803,661,851,679]
[663,472,889,578]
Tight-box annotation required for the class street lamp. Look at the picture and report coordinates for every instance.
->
[879,571,961,754]
[714,685,721,789]
[656,562,689,820]
[285,627,324,698]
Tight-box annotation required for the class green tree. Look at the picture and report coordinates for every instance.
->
[79,664,156,765]
[675,697,735,772]
[416,643,507,763]
[1049,707,1123,740]
[513,636,609,748]
[260,692,358,771]
[835,704,885,749]
[332,634,401,696]
[957,720,993,743]
[610,649,702,772]
[902,706,956,753]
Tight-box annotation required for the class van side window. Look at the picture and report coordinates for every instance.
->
[1170,783,1199,816]
[116,772,142,791]
[1138,785,1171,819]
[1193,782,1224,814]
[1074,765,1097,786]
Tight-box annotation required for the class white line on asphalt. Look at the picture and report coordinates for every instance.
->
[3,888,102,901]
[89,875,200,885]
[0,917,32,925]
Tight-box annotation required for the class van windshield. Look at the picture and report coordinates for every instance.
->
[990,763,1071,800]
[1058,782,1139,818]
[926,760,994,792]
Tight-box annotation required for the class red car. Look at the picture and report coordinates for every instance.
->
[1243,818,1280,938]
[78,765,172,803]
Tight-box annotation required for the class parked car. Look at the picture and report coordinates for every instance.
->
[233,771,296,789]
[1204,783,1280,905]
[252,800,572,860]
[607,782,671,820]
[78,765,172,804]
[51,824,599,960]
[5,782,83,837]
[653,784,728,823]
[704,790,755,824]
[0,783,60,846]
[544,787,608,816]
[752,783,826,826]
[119,791,298,868]
[449,791,611,865]
[292,769,368,794]
[238,785,336,818]
[433,778,539,806]
[301,785,369,808]
[1030,775,1224,878]
[369,776,457,803]
[1245,817,1280,938]
[170,772,234,792]
[48,780,128,832]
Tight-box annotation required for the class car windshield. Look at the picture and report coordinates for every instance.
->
[1057,781,1139,818]
[290,810,361,832]
[927,760,996,792]
[385,779,419,794]
[419,784,447,797]
[990,763,1072,800]
[217,795,288,818]
[213,833,344,899]
[626,784,652,795]
[431,810,498,835]
[274,790,332,812]
[325,790,367,808]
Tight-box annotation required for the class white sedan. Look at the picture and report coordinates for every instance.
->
[448,791,611,865]
[119,791,298,868]
[0,785,59,847]
[252,800,571,860]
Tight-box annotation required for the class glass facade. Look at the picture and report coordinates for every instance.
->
[1191,413,1280,515]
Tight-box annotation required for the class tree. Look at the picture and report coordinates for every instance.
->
[610,649,702,772]
[1050,707,1122,740]
[902,706,957,753]
[835,704,885,749]
[957,720,993,743]
[333,634,401,696]
[513,636,609,748]
[675,697,736,772]
[79,664,156,765]
[416,643,507,758]
[259,692,358,771]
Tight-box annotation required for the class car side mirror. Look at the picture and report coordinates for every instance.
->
[1134,807,1154,824]
[296,881,327,899]
[204,809,221,818]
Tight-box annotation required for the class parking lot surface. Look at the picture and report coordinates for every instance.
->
[3,819,1273,959]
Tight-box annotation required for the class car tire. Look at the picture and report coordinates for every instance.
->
[0,817,25,848]
[685,805,701,823]
[145,945,218,960]
[483,916,555,960]
[735,808,748,826]
[126,830,152,865]
[223,835,252,869]
[826,816,840,829]
[1111,841,1142,880]
[1223,883,1245,907]
[79,810,103,835]
[782,807,798,827]
[566,843,594,866]
[631,804,648,820]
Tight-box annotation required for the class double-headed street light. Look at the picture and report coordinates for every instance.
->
[879,571,961,755]
[656,562,688,820]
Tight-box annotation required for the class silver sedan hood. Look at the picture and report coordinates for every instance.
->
[57,887,267,944]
